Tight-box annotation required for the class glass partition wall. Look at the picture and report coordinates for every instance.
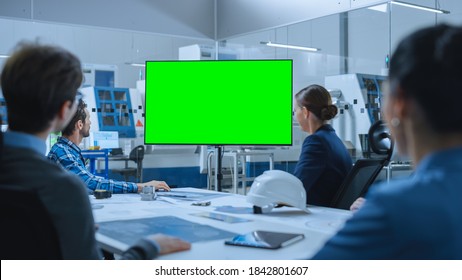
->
[218,0,458,88]
[217,1,457,162]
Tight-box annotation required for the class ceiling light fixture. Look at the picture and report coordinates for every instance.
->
[0,54,10,58]
[261,41,320,52]
[390,1,450,14]
[125,62,145,67]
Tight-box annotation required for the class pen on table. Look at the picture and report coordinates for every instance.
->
[157,193,188,198]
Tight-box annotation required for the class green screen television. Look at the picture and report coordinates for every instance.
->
[144,60,293,146]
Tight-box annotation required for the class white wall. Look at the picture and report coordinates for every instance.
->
[0,0,217,88]
[0,0,215,39]
[0,18,214,88]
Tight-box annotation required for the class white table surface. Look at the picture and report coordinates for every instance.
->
[91,188,352,260]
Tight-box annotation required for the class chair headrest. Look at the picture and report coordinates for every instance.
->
[368,120,394,159]
[129,145,145,161]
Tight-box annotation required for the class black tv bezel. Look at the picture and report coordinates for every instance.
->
[144,59,293,146]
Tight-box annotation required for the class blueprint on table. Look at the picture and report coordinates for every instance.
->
[97,216,236,245]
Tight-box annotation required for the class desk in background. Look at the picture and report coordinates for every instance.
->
[107,154,142,182]
[81,149,110,179]
[92,188,351,259]
[82,150,134,181]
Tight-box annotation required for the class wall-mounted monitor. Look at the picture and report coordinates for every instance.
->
[144,60,293,146]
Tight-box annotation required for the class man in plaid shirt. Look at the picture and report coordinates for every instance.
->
[48,99,170,194]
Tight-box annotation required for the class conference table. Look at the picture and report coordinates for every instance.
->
[91,188,352,260]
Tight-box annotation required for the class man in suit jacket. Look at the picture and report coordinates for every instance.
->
[0,43,190,259]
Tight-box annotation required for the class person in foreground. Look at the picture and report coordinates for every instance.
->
[48,99,169,194]
[0,42,190,259]
[293,85,352,206]
[313,24,462,259]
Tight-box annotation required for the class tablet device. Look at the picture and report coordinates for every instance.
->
[224,230,304,249]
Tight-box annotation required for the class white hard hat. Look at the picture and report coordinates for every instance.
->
[246,170,310,214]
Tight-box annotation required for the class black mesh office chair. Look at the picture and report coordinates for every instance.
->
[330,121,393,210]
[0,188,62,259]
[112,145,145,183]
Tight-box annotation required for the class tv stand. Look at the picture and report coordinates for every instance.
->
[211,147,274,193]
[223,150,274,194]
[215,146,223,192]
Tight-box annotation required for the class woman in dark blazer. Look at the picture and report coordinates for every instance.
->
[293,85,352,206]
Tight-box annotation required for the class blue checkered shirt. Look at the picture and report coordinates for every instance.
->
[47,136,138,194]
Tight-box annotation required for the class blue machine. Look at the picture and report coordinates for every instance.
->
[94,87,136,138]
[83,87,140,138]
[357,74,386,125]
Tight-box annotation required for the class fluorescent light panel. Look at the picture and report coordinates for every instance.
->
[126,63,145,67]
[0,54,10,58]
[262,41,319,52]
[390,1,450,14]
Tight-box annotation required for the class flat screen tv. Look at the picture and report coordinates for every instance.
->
[144,60,293,146]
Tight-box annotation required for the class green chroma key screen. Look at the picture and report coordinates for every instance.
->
[144,60,293,145]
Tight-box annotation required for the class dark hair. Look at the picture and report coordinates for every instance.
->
[295,84,337,121]
[0,43,82,134]
[62,98,87,136]
[389,24,462,133]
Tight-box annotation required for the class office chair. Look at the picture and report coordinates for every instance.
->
[0,188,62,259]
[112,145,145,182]
[330,120,393,210]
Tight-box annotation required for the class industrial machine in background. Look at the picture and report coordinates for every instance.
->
[325,73,387,157]
[80,84,202,187]
[80,86,145,150]
[80,63,145,150]
[82,63,118,88]
[179,44,238,61]
[325,74,412,183]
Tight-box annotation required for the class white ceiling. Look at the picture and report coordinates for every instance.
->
[0,0,390,40]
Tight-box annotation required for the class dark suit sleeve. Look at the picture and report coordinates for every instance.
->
[293,135,327,195]
[121,238,160,260]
